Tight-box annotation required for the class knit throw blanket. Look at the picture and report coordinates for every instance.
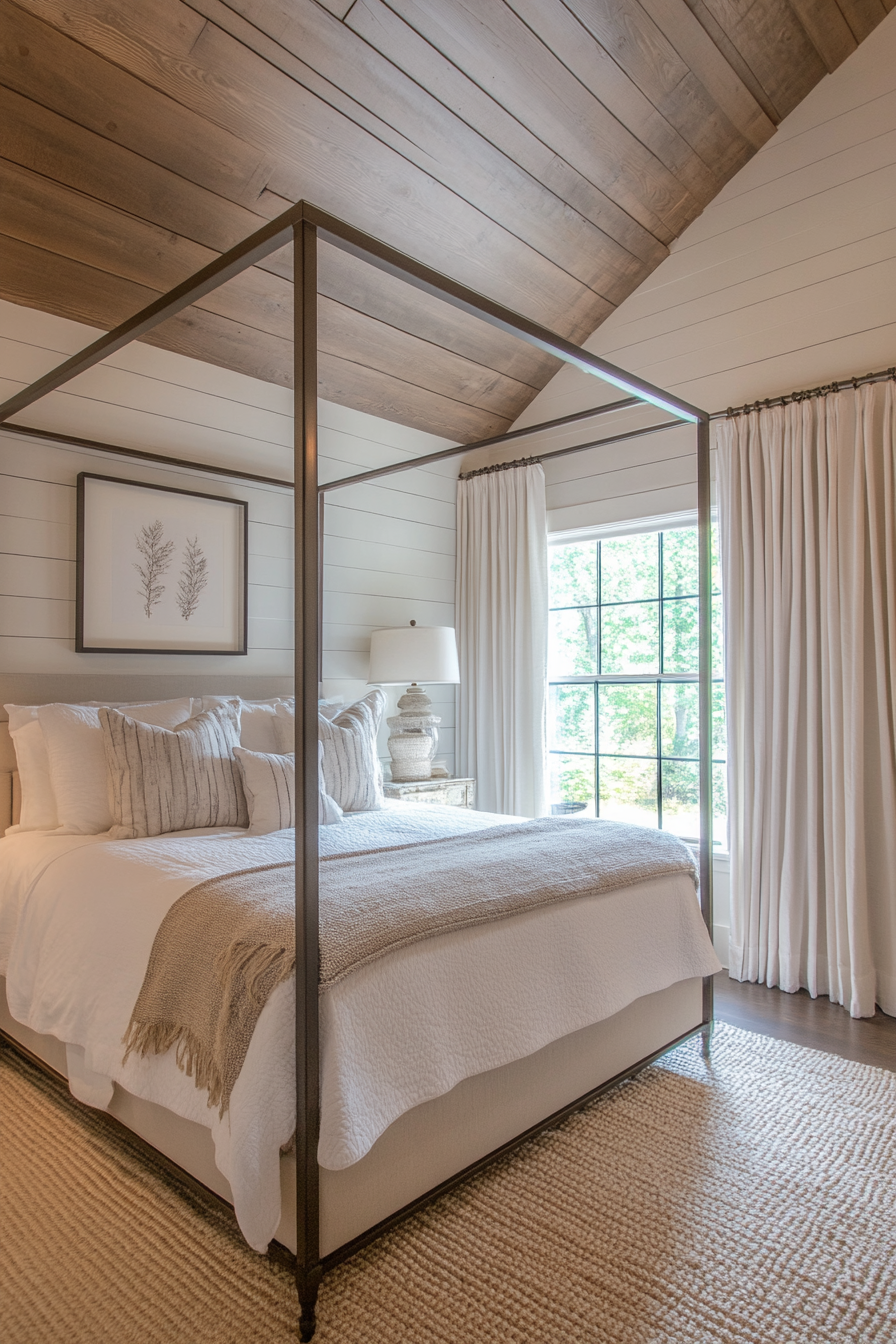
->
[122,818,696,1114]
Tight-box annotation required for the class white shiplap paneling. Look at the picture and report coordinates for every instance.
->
[472,12,896,534]
[0,302,459,771]
[0,430,295,675]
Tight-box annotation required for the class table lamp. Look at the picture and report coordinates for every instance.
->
[368,621,461,781]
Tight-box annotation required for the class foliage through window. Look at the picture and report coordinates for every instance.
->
[548,526,726,846]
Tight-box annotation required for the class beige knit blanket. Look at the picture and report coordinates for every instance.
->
[123,818,696,1113]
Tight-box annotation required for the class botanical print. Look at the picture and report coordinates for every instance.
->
[134,520,175,619]
[79,472,246,654]
[176,536,209,621]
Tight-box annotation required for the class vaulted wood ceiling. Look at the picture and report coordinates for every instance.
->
[2,0,891,442]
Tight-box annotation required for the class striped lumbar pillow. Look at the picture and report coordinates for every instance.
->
[234,743,343,833]
[274,689,386,812]
[99,703,249,839]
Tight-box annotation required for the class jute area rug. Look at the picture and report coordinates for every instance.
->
[2,1025,894,1344]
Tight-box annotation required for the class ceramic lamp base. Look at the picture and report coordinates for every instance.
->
[386,686,441,782]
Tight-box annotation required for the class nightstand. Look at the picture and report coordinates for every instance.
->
[382,777,475,808]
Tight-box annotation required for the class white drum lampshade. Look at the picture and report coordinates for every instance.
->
[368,623,460,783]
[368,623,460,686]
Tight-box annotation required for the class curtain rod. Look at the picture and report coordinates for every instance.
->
[458,454,539,480]
[710,365,896,420]
[456,418,683,481]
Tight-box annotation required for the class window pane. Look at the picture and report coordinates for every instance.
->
[549,684,593,752]
[712,682,726,760]
[662,528,698,597]
[600,534,658,603]
[661,682,698,759]
[711,522,721,595]
[712,595,723,676]
[662,596,698,673]
[713,762,728,846]
[661,760,699,838]
[599,757,657,828]
[549,607,597,676]
[601,602,659,672]
[598,683,656,756]
[550,753,595,817]
[549,542,597,608]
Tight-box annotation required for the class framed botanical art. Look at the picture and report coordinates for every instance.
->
[76,473,248,654]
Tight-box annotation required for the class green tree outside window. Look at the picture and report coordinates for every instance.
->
[547,526,727,845]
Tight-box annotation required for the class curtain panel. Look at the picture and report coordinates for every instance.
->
[716,382,896,1017]
[456,463,548,818]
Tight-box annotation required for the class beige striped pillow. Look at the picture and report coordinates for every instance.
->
[276,689,385,813]
[99,704,248,839]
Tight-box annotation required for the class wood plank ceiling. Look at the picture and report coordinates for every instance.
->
[1,0,891,442]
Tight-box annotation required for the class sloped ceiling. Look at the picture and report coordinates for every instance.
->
[1,0,892,442]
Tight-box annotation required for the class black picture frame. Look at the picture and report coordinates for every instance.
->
[76,472,248,655]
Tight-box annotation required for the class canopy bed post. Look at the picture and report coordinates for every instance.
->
[293,217,322,1340]
[0,201,717,1344]
[697,413,714,1058]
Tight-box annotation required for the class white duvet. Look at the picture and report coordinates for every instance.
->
[0,805,720,1251]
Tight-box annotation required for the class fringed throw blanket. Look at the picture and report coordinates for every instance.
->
[123,818,696,1113]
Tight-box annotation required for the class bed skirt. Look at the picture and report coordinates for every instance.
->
[0,974,703,1257]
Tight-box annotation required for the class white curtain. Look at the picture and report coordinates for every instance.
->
[456,463,548,818]
[716,381,896,1017]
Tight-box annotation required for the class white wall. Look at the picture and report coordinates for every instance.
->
[319,405,459,775]
[0,302,459,773]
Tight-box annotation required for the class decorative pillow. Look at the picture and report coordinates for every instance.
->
[4,720,57,833]
[38,699,195,834]
[4,715,58,833]
[194,696,292,754]
[99,703,248,839]
[234,743,342,833]
[293,689,385,813]
[268,698,342,755]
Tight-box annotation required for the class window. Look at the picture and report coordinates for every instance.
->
[547,525,726,846]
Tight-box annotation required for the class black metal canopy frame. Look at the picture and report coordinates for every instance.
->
[0,202,713,1341]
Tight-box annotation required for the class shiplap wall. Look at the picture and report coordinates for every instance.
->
[0,303,458,772]
[0,428,294,676]
[319,405,459,774]
[463,9,896,539]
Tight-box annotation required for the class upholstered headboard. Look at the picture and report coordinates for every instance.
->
[0,674,294,835]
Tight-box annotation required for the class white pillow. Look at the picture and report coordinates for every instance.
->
[234,743,342,833]
[268,699,343,754]
[286,689,385,813]
[193,696,293,753]
[38,698,194,834]
[4,697,197,836]
[4,716,58,833]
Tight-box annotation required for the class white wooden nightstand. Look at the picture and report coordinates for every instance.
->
[382,777,475,808]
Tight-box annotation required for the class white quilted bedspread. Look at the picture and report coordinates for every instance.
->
[0,805,719,1251]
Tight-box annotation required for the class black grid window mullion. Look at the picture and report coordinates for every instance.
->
[595,539,601,817]
[657,533,664,830]
[594,681,600,818]
[549,530,723,827]
[596,539,602,676]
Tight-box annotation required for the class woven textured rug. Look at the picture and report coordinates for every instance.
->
[2,1025,895,1343]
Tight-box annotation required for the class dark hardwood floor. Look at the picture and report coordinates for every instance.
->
[713,971,896,1073]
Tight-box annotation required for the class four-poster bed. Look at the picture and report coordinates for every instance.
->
[0,202,715,1341]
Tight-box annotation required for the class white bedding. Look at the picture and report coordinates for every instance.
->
[0,805,720,1252]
